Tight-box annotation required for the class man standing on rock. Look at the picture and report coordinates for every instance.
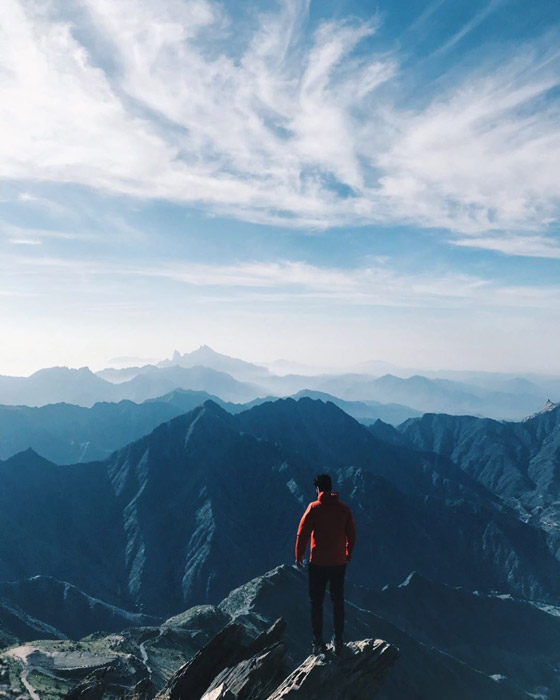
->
[295,474,356,656]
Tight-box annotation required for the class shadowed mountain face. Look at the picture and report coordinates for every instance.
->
[350,571,560,695]
[0,388,418,466]
[0,390,242,464]
[0,577,159,641]
[395,406,560,547]
[1,398,560,623]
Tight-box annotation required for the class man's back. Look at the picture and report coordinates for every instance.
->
[296,491,356,567]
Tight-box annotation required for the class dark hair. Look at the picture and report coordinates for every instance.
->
[314,474,332,492]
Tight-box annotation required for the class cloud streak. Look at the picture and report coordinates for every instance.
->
[0,0,559,238]
[4,252,560,311]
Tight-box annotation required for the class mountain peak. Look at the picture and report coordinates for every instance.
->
[524,399,559,421]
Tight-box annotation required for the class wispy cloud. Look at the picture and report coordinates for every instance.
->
[8,238,42,246]
[452,233,560,259]
[1,0,559,237]
[1,223,94,243]
[4,252,560,310]
[430,0,506,57]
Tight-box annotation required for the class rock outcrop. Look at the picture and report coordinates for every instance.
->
[156,619,286,700]
[153,621,397,700]
[268,639,398,699]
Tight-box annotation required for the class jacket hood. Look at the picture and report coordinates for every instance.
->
[318,491,339,503]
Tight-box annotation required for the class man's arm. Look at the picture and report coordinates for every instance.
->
[346,509,357,562]
[295,504,314,566]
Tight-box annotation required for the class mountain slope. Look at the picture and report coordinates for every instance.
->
[397,405,560,538]
[0,367,115,407]
[0,577,159,640]
[1,399,560,621]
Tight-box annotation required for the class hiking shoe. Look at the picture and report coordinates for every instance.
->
[312,640,328,656]
[332,638,344,656]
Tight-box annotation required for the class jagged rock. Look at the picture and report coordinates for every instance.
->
[157,617,396,700]
[64,665,116,699]
[201,643,287,700]
[125,678,157,700]
[157,619,285,700]
[267,639,398,699]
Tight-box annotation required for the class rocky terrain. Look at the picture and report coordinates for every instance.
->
[1,391,560,697]
[5,564,556,699]
[391,401,560,548]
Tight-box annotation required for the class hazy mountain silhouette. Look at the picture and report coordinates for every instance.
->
[290,389,421,425]
[0,367,112,406]
[158,345,272,381]
[0,365,263,407]
[308,373,545,420]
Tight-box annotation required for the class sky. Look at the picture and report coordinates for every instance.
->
[1,0,560,376]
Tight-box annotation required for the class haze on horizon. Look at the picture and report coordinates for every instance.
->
[1,0,560,377]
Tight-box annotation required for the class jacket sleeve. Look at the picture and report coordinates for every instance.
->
[295,504,314,562]
[346,508,357,559]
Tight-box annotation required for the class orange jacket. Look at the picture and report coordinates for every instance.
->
[295,492,356,567]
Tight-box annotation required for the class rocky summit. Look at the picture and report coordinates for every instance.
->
[0,571,399,700]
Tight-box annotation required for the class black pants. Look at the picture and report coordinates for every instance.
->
[308,563,346,643]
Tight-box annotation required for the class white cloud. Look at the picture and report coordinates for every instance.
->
[452,233,560,259]
[4,252,560,311]
[0,0,559,236]
[8,238,42,246]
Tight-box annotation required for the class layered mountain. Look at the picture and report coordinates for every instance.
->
[0,399,181,464]
[290,390,421,425]
[309,373,546,420]
[0,388,418,466]
[0,367,111,406]
[0,365,262,407]
[1,398,560,625]
[3,347,553,420]
[395,404,560,542]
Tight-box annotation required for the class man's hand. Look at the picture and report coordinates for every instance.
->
[295,559,304,569]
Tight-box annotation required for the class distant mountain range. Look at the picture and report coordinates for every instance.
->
[1,345,556,419]
[0,388,421,465]
[0,363,262,407]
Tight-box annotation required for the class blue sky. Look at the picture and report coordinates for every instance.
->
[1,0,560,375]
